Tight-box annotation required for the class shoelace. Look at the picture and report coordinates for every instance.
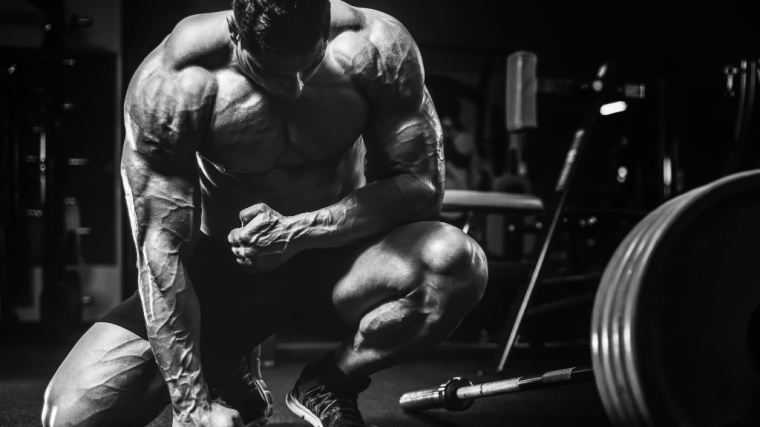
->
[302,385,366,427]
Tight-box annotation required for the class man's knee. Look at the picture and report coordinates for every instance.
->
[42,379,73,427]
[42,377,112,427]
[415,221,488,305]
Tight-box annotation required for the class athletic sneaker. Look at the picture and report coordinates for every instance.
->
[285,357,372,427]
[211,347,274,426]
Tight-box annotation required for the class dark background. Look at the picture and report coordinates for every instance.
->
[1,0,759,350]
[1,2,759,426]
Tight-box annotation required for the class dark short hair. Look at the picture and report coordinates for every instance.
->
[229,0,330,53]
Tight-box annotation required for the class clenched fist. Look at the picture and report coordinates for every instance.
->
[227,203,302,273]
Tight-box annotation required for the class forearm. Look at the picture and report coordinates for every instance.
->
[137,246,210,422]
[293,173,441,249]
[122,159,209,423]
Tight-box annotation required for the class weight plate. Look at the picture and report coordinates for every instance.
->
[593,170,760,426]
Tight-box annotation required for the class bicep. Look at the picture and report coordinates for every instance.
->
[123,63,215,176]
[121,65,214,244]
[363,84,444,189]
[358,16,444,185]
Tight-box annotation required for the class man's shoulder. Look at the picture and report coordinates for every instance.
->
[164,11,232,71]
[126,13,226,107]
[330,6,419,77]
[330,3,422,94]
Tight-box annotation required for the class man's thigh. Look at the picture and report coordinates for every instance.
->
[328,221,475,323]
[43,322,169,427]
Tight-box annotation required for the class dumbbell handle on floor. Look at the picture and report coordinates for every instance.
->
[399,366,593,412]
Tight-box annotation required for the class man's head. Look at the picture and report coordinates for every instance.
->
[230,0,330,54]
[229,0,331,99]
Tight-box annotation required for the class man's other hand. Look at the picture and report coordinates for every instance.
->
[228,203,299,273]
[173,401,244,427]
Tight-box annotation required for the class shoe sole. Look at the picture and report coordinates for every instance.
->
[285,390,323,427]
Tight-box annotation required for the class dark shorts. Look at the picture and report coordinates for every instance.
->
[100,233,361,380]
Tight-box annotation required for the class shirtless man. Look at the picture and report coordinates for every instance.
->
[42,1,488,426]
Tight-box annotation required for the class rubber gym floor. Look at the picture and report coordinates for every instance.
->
[0,323,611,427]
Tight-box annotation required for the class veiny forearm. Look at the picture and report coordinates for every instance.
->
[122,160,210,422]
[293,173,441,249]
[137,250,209,420]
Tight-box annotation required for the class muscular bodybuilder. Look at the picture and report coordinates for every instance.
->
[42,1,488,426]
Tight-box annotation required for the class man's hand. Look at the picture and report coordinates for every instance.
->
[173,401,244,427]
[228,203,301,273]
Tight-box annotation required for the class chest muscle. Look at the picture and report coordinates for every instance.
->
[204,71,368,172]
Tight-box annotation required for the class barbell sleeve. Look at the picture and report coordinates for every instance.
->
[399,377,475,412]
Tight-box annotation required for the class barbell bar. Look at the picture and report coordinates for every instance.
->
[399,366,593,412]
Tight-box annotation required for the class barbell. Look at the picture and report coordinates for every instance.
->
[401,170,760,426]
[399,366,593,412]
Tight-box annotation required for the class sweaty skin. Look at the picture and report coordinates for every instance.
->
[121,1,443,425]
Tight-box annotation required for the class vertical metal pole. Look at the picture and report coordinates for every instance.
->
[39,0,67,331]
[496,64,616,372]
